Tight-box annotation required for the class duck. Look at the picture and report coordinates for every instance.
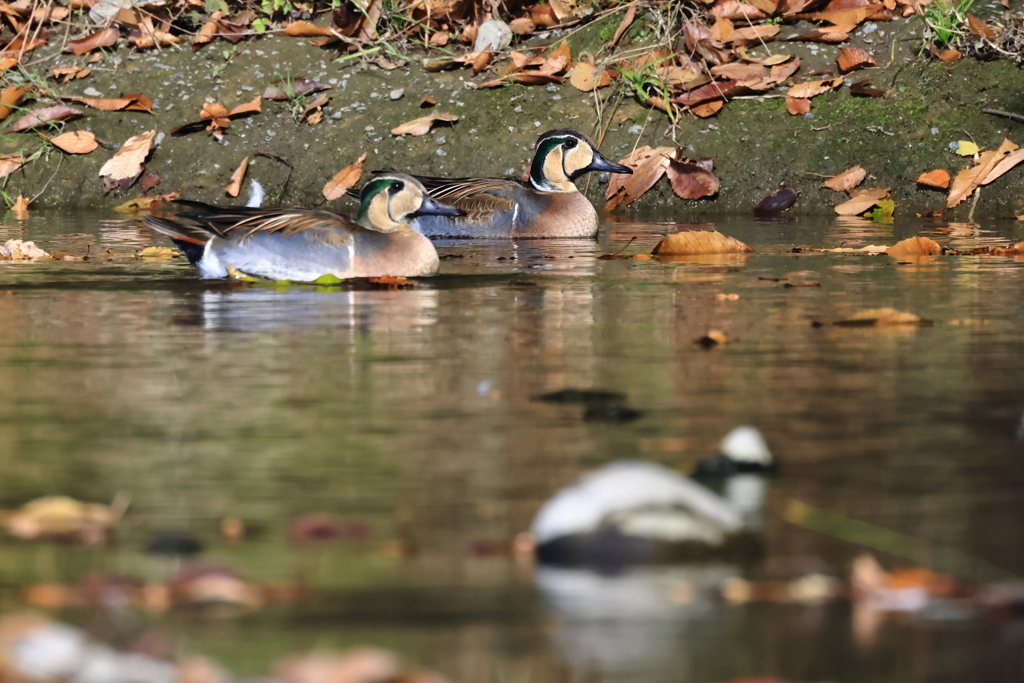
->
[527,426,775,568]
[142,173,461,282]
[375,128,633,239]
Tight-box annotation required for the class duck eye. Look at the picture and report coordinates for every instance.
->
[388,181,405,195]
[564,138,578,149]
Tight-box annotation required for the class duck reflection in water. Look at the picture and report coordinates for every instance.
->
[526,426,775,681]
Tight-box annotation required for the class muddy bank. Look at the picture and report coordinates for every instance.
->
[7,12,1024,218]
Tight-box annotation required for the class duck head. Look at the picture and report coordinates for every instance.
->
[358,173,462,233]
[528,129,633,193]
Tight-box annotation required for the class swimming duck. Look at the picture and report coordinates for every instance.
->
[529,426,774,567]
[143,173,460,282]
[388,129,633,239]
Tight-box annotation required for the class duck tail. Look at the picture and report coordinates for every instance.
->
[142,214,210,267]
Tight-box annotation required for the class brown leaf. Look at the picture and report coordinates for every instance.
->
[569,61,613,91]
[834,193,881,215]
[612,3,636,45]
[836,47,875,72]
[391,112,458,136]
[193,13,222,50]
[11,106,83,132]
[50,130,98,154]
[666,159,720,199]
[141,173,161,194]
[803,4,881,24]
[471,48,492,76]
[419,95,437,108]
[710,63,768,80]
[691,100,724,117]
[916,169,950,189]
[788,76,843,98]
[754,187,798,213]
[323,153,367,201]
[796,24,853,41]
[428,30,449,46]
[0,153,23,180]
[834,308,932,326]
[786,96,810,115]
[604,146,673,210]
[966,14,997,40]
[710,17,734,42]
[652,230,754,254]
[51,66,90,84]
[281,21,333,36]
[823,165,866,191]
[509,17,536,34]
[727,24,780,43]
[850,79,884,97]
[226,157,249,198]
[887,236,941,258]
[948,139,1016,208]
[64,96,134,111]
[0,85,24,121]
[11,194,29,218]
[709,0,768,19]
[769,56,802,83]
[124,93,153,113]
[229,95,262,117]
[1,31,48,58]
[548,39,572,71]
[937,49,961,62]
[981,148,1024,185]
[99,129,155,182]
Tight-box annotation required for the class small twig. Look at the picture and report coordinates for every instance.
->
[982,108,1024,125]
[609,236,636,257]
[811,124,832,131]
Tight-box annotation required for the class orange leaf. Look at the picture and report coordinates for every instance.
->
[323,152,366,201]
[50,130,98,154]
[836,47,876,72]
[281,20,333,36]
[966,14,997,40]
[471,47,492,76]
[788,77,843,98]
[796,25,853,42]
[226,157,249,198]
[982,148,1024,185]
[887,236,942,258]
[509,18,535,34]
[11,194,29,218]
[727,24,780,43]
[835,308,932,326]
[785,96,810,115]
[652,229,753,254]
[834,193,881,215]
[948,139,1016,208]
[64,96,134,111]
[548,39,572,70]
[66,27,119,55]
[612,3,636,44]
[569,61,612,91]
[0,85,24,121]
[916,169,950,189]
[229,95,261,116]
[823,165,866,191]
[937,49,961,62]
[124,93,153,113]
[691,100,724,117]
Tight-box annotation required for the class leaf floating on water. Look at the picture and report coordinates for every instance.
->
[834,308,933,326]
[391,113,458,136]
[323,152,366,201]
[887,236,942,258]
[99,129,155,182]
[695,329,728,348]
[138,246,178,260]
[652,230,754,255]
[50,131,98,154]
[823,165,867,192]
[10,195,29,218]
[754,187,797,214]
[916,169,950,189]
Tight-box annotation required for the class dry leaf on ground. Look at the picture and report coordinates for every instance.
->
[612,3,636,44]
[916,169,950,189]
[11,106,83,132]
[99,129,155,182]
[982,148,1024,185]
[0,86,24,120]
[887,236,942,258]
[938,49,962,62]
[569,61,613,91]
[788,77,843,99]
[666,159,720,199]
[226,157,249,197]
[834,193,882,216]
[50,131,97,154]
[63,96,134,112]
[323,153,367,201]
[51,66,90,83]
[391,113,458,136]
[419,95,437,108]
[823,165,867,191]
[282,20,333,36]
[66,27,118,55]
[0,153,22,180]
[837,47,876,72]
[604,146,673,210]
[652,230,754,255]
[948,138,1016,208]
[834,308,933,326]
[509,17,536,34]
[786,96,811,115]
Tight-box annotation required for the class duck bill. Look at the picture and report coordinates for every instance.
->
[414,194,464,218]
[588,150,633,175]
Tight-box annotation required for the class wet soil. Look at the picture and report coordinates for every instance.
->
[5,11,1024,218]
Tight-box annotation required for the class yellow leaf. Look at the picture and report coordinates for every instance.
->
[955,140,980,156]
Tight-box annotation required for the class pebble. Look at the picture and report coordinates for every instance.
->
[84,87,103,97]
[389,88,404,101]
[473,19,512,53]
[627,124,643,135]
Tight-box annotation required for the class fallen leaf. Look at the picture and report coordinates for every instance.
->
[99,129,155,182]
[937,49,961,62]
[955,140,979,156]
[509,17,536,34]
[786,96,810,115]
[569,61,612,91]
[653,229,753,254]
[63,96,134,111]
[193,12,222,50]
[695,329,728,347]
[323,152,366,201]
[948,138,1016,208]
[982,148,1024,185]
[51,66,90,83]
[471,48,492,76]
[548,39,572,70]
[113,193,179,212]
[66,27,119,55]
[727,24,780,43]
[887,235,941,258]
[823,165,866,191]
[796,24,853,41]
[834,308,932,326]
[391,112,458,136]
[788,77,843,99]
[916,169,950,189]
[123,93,153,113]
[229,95,261,117]
[419,95,437,108]
[0,153,22,180]
[141,173,160,193]
[966,14,997,40]
[834,193,881,216]
[710,62,768,80]
[0,85,24,121]
[691,100,724,117]
[612,3,637,44]
[0,31,48,58]
[837,47,876,72]
[281,20,333,36]
[11,194,29,218]
[666,159,720,199]
[11,106,83,132]
[138,246,178,259]
[50,130,97,154]
[263,77,331,100]
[604,146,673,210]
[850,79,884,97]
[226,157,249,197]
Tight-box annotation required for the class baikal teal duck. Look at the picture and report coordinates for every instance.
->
[143,173,461,282]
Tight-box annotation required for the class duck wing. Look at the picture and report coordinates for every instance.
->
[170,201,359,244]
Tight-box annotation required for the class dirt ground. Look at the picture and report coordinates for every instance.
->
[6,11,1024,218]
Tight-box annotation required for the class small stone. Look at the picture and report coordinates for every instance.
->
[545,84,558,93]
[436,148,447,156]
[84,87,103,97]
[389,88,404,101]
[627,124,643,135]
[437,136,446,145]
